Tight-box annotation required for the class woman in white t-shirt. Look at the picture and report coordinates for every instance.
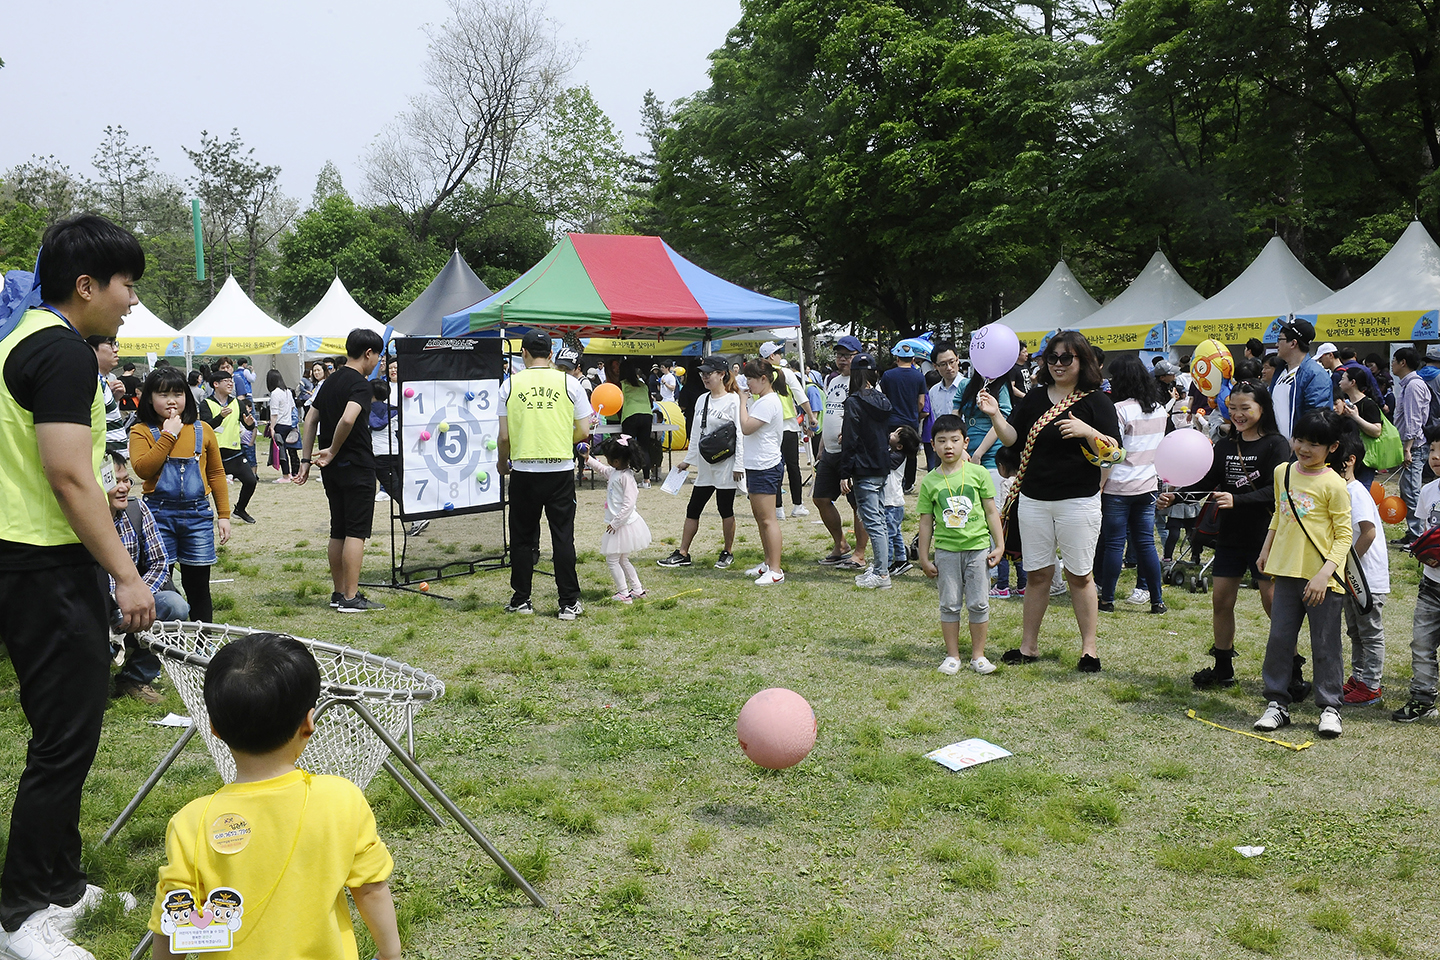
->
[656,359,744,571]
[738,360,785,585]
[266,369,301,480]
[1096,356,1169,614]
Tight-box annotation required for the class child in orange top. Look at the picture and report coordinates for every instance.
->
[129,366,230,622]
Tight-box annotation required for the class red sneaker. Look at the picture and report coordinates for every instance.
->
[1342,676,1359,696]
[1343,680,1383,705]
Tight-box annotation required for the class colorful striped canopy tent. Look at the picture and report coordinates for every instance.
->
[441,233,800,340]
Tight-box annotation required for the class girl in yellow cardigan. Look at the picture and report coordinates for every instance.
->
[1254,409,1352,739]
[129,366,230,622]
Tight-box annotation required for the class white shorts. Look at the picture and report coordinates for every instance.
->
[1018,492,1101,576]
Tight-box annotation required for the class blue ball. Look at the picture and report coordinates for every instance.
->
[444,502,455,511]
[465,391,475,401]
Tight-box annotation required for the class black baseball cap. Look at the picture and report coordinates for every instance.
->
[1277,318,1316,345]
[554,343,581,370]
[851,352,877,370]
[696,358,727,374]
[521,330,552,357]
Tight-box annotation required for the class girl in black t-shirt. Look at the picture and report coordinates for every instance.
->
[1335,366,1383,488]
[1157,381,1290,688]
[978,331,1120,673]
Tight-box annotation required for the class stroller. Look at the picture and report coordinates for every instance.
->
[1160,491,1220,593]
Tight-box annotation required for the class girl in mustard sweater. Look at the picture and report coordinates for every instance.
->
[130,366,230,622]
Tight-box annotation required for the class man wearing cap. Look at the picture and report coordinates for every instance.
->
[1268,319,1333,439]
[880,342,927,491]
[498,331,594,619]
[204,369,258,524]
[759,342,815,518]
[813,336,868,566]
[1392,347,1429,545]
[1419,344,1440,387]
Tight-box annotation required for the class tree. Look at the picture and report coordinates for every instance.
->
[88,126,160,233]
[524,85,633,235]
[0,198,45,274]
[184,129,295,300]
[2,156,83,226]
[363,0,576,240]
[311,161,349,208]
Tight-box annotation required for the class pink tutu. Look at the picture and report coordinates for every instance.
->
[601,515,652,556]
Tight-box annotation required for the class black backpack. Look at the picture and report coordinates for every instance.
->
[696,395,737,464]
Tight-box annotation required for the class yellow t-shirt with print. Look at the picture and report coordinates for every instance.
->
[1266,463,1352,591]
[149,769,393,960]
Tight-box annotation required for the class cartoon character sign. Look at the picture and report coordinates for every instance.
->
[1190,339,1234,398]
[159,889,196,936]
[163,886,245,953]
[205,888,244,932]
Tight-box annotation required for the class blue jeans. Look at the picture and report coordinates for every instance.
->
[854,476,889,574]
[885,505,906,570]
[116,589,188,685]
[1097,492,1163,605]
[1402,441,1427,537]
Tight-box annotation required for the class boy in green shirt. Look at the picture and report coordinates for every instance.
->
[917,415,1005,675]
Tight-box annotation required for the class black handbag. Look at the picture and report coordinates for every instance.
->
[697,395,737,464]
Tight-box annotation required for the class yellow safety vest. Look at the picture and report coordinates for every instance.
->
[506,367,575,461]
[0,309,105,546]
[206,397,241,449]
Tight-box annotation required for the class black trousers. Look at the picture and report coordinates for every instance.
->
[0,563,110,930]
[778,431,803,507]
[508,470,580,607]
[221,449,257,513]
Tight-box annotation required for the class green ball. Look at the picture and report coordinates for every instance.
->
[438,421,450,432]
[485,438,497,450]
[475,471,489,484]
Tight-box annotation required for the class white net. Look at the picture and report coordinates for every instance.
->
[142,621,445,788]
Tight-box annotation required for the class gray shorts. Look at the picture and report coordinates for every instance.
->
[937,547,991,624]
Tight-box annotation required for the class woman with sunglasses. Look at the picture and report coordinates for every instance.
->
[977,331,1120,672]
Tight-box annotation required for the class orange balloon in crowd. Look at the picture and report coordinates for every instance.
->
[592,382,623,416]
[1370,481,1385,505]
[1380,496,1408,525]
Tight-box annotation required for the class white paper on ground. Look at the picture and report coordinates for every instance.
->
[925,738,1012,772]
[661,467,688,495]
[149,713,192,728]
[1234,845,1265,858]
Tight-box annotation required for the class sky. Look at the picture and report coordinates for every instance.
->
[2,0,741,201]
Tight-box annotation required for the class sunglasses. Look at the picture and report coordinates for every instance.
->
[1045,353,1077,367]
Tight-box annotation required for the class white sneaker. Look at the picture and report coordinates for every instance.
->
[1318,706,1342,739]
[937,656,962,675]
[0,912,95,960]
[969,656,997,675]
[775,508,785,522]
[744,561,769,578]
[43,885,136,938]
[1050,578,1068,596]
[1125,589,1150,605]
[754,569,785,585]
[854,571,892,589]
[790,505,810,517]
[1253,701,1291,732]
[374,490,391,502]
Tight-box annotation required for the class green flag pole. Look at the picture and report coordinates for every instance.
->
[191,199,205,281]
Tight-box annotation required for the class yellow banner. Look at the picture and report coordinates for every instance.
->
[116,336,186,356]
[191,337,290,356]
[1068,323,1152,351]
[1311,310,1439,343]
[1172,317,1276,348]
[582,337,690,356]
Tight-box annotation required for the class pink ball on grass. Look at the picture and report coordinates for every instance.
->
[736,688,817,770]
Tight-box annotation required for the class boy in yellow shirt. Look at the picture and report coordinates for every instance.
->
[150,633,401,959]
[1254,410,1352,739]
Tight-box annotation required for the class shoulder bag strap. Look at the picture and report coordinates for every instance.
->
[1002,389,1089,515]
[701,394,709,432]
[1282,464,1370,609]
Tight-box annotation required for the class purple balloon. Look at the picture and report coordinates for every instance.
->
[970,323,1021,380]
[1154,429,1214,486]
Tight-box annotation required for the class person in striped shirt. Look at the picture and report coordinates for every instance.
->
[87,334,130,455]
[1096,356,1170,615]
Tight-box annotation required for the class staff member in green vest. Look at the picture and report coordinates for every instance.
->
[499,330,594,620]
[0,214,155,960]
[203,369,258,524]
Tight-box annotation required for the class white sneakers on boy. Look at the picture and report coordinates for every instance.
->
[1318,706,1343,739]
[0,911,94,960]
[969,656,997,675]
[1253,702,1291,731]
[937,657,962,675]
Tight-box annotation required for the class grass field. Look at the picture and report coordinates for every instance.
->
[3,461,1438,960]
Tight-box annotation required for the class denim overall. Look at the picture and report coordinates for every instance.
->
[145,425,217,566]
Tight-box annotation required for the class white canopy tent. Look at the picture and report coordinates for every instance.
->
[1167,235,1332,348]
[1295,220,1440,343]
[1069,251,1203,352]
[998,261,1101,344]
[116,300,185,356]
[182,276,291,356]
[287,276,387,354]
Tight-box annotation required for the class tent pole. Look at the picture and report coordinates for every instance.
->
[185,337,193,374]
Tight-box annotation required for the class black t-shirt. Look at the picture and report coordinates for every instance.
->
[1006,387,1121,501]
[314,366,375,470]
[1186,432,1291,547]
[0,323,101,570]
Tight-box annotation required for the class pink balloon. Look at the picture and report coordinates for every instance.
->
[736,688,817,770]
[1154,429,1214,486]
[419,430,432,442]
[969,322,1021,380]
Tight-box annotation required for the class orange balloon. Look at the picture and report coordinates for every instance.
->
[1370,481,1385,505]
[1380,496,1408,525]
[592,382,623,416]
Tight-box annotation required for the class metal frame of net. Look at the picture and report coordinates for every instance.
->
[146,621,443,787]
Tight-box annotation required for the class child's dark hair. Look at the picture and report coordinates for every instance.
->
[1426,423,1440,446]
[372,379,390,402]
[1328,419,1365,473]
[994,442,1021,474]
[1292,408,1340,448]
[932,413,965,436]
[37,214,145,304]
[892,424,921,456]
[204,632,321,755]
[138,366,200,426]
[601,434,649,473]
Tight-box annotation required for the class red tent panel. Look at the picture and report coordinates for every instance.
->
[570,234,708,326]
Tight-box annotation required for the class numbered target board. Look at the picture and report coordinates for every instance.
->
[395,338,507,520]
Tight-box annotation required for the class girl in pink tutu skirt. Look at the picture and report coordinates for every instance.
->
[587,435,653,602]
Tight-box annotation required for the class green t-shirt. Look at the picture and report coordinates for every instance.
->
[917,461,996,553]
